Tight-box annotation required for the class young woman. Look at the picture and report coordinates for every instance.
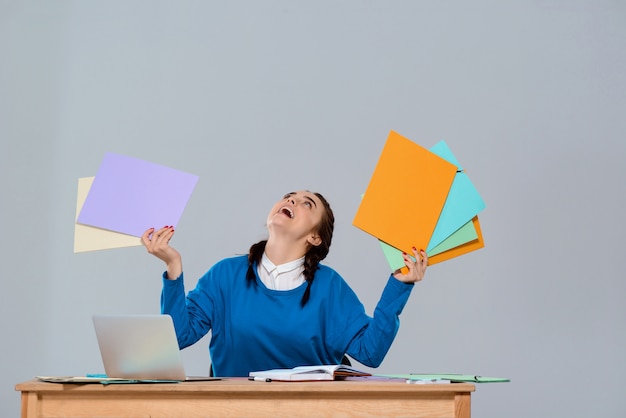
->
[142,190,427,377]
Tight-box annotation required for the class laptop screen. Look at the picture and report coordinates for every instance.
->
[92,314,187,381]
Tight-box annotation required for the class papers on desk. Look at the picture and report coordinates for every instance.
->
[35,376,179,384]
[379,373,510,383]
[73,152,199,252]
[353,131,486,269]
[405,378,451,384]
[36,375,220,384]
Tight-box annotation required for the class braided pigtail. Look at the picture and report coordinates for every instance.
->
[246,240,267,287]
[300,251,322,306]
[299,192,334,307]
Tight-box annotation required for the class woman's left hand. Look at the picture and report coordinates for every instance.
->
[393,247,428,284]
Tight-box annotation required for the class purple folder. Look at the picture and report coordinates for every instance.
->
[77,152,199,237]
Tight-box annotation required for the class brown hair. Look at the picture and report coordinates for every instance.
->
[246,192,335,307]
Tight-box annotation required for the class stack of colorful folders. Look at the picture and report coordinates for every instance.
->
[353,131,485,270]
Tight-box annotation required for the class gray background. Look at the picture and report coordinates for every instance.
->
[1,1,625,417]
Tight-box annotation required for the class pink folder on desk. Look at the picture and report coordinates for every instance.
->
[353,131,458,254]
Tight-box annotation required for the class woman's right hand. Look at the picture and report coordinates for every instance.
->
[141,226,182,280]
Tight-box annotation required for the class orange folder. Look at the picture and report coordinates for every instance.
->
[353,131,458,254]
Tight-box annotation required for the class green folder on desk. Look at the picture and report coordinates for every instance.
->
[379,374,510,383]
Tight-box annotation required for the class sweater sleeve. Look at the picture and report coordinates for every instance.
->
[345,275,414,367]
[160,271,213,349]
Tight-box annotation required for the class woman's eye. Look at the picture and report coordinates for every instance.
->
[304,201,311,207]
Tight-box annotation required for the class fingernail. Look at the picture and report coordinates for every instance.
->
[412,247,417,251]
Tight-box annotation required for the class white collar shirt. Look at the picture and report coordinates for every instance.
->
[258,252,305,291]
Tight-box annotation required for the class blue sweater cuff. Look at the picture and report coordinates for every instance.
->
[379,275,414,315]
[162,271,184,284]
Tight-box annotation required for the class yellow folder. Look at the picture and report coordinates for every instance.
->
[74,177,142,252]
[353,131,458,254]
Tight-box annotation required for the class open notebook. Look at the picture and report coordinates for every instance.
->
[249,364,371,381]
[38,314,217,383]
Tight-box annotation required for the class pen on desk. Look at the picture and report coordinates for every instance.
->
[248,377,271,382]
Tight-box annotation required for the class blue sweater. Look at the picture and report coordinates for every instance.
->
[161,255,413,377]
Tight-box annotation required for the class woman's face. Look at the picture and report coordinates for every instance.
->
[266,191,324,247]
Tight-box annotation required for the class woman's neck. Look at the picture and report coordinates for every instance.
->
[264,238,307,265]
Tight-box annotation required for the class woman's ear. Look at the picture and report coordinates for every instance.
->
[307,234,322,247]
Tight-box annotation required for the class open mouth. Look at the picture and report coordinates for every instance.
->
[279,207,294,219]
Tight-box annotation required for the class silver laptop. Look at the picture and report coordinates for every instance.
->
[92,314,215,381]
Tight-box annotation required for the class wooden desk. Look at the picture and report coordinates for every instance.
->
[16,378,475,418]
